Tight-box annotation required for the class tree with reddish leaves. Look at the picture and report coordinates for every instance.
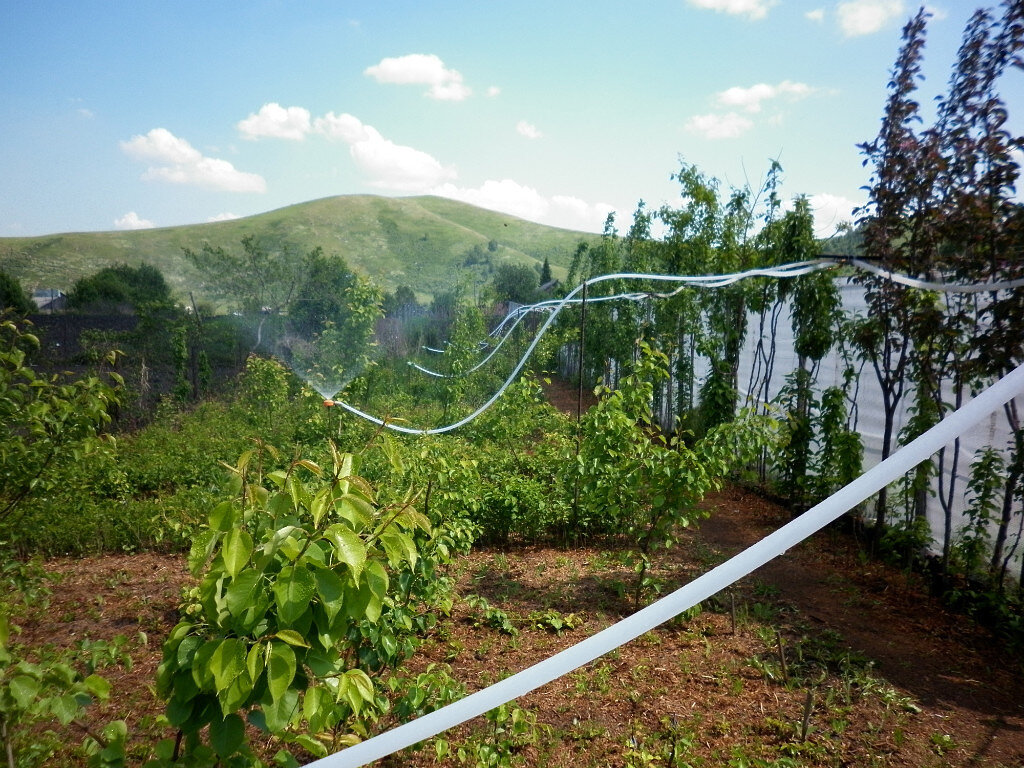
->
[857,1,1024,585]
[853,8,932,539]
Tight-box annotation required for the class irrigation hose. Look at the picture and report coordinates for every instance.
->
[324,260,834,434]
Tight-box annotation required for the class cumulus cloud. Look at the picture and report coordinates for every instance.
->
[791,193,860,237]
[715,80,814,113]
[120,128,267,192]
[316,112,456,191]
[805,8,826,22]
[685,112,754,139]
[516,120,542,139]
[114,211,155,230]
[431,179,615,232]
[487,86,502,98]
[207,212,240,222]
[837,0,905,37]
[686,0,778,21]
[364,53,471,100]
[237,103,312,140]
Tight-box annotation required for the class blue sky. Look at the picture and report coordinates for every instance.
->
[2,1,1020,239]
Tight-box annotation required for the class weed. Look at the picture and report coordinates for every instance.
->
[465,593,519,636]
[929,732,957,756]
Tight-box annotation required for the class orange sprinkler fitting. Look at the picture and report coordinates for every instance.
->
[323,399,336,408]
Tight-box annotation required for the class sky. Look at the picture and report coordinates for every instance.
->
[1,0,1021,241]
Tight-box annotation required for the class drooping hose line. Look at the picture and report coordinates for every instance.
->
[845,257,1024,293]
[322,259,833,434]
[410,256,1024,380]
[410,292,643,379]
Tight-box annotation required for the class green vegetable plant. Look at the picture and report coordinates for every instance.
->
[151,440,452,766]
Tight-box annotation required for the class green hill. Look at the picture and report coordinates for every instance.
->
[0,195,599,304]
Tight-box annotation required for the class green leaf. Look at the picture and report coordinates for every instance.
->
[322,523,366,581]
[209,712,246,757]
[365,559,390,602]
[191,640,219,691]
[380,530,418,568]
[310,487,331,528]
[50,693,82,725]
[293,734,329,758]
[222,527,254,578]
[262,687,299,732]
[225,569,263,618]
[246,642,265,682]
[188,529,219,578]
[272,565,317,624]
[84,673,111,700]
[314,565,346,622]
[267,642,296,702]
[166,693,195,727]
[218,669,255,716]
[208,500,237,532]
[176,635,204,669]
[338,494,374,530]
[273,629,312,649]
[340,669,374,715]
[209,638,246,694]
[10,675,40,709]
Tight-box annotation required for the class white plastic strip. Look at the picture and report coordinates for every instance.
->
[307,360,1024,768]
[847,257,1024,293]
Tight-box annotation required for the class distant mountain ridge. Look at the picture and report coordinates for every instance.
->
[0,195,599,304]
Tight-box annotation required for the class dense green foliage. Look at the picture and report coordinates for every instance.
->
[0,317,122,531]
[67,263,173,313]
[151,443,470,766]
[0,272,33,315]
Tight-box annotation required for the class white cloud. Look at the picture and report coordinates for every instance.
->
[715,80,815,113]
[364,53,471,101]
[237,103,312,140]
[516,120,542,139]
[837,0,905,37]
[806,8,826,22]
[120,128,267,192]
[207,212,240,222]
[432,179,615,232]
[316,112,456,191]
[487,86,501,98]
[687,0,778,21]
[685,112,754,139]
[794,193,860,237]
[114,211,155,230]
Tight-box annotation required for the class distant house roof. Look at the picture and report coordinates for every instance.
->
[32,289,67,313]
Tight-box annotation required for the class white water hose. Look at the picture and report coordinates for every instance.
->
[306,360,1024,768]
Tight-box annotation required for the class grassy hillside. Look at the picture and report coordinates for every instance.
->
[0,195,599,304]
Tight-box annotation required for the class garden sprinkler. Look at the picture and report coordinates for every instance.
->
[323,399,336,408]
